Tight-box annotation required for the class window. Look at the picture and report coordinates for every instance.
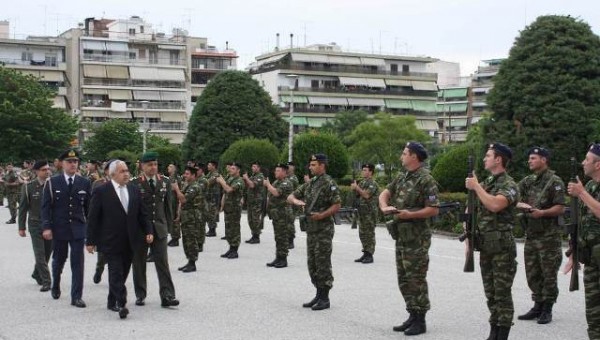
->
[149,51,157,64]
[138,49,146,59]
[129,28,136,35]
[21,51,33,61]
[129,52,136,60]
[45,54,57,66]
[402,64,410,73]
[391,64,398,73]
[169,50,180,65]
[140,26,144,34]
[311,80,319,88]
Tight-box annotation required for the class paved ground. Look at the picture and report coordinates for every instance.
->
[0,201,588,340]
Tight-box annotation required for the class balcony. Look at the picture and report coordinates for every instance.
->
[1,58,67,70]
[82,54,185,67]
[82,100,186,111]
[82,78,185,89]
[82,120,186,131]
[278,86,436,97]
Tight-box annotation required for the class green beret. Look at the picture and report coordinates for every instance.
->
[141,151,159,163]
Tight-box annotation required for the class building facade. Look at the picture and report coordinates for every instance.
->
[191,44,237,107]
[471,58,503,118]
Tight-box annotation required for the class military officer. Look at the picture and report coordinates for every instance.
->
[167,163,184,247]
[18,160,53,291]
[286,162,300,249]
[288,154,341,311]
[205,160,221,237]
[264,163,294,268]
[195,163,208,252]
[178,165,203,271]
[379,142,439,336]
[465,143,519,340]
[351,163,379,264]
[131,152,179,307]
[242,161,265,244]
[217,162,245,259]
[516,147,565,325]
[4,163,20,224]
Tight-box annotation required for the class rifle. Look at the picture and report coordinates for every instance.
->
[259,172,270,229]
[566,157,580,291]
[459,154,477,273]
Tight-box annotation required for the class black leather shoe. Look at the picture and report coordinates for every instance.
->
[273,258,288,268]
[227,251,239,259]
[107,304,119,312]
[6,219,15,224]
[135,298,145,306]
[361,253,374,264]
[177,263,189,271]
[354,253,366,263]
[93,270,102,284]
[303,290,320,308]
[220,236,227,240]
[220,249,232,258]
[206,228,216,237]
[311,299,330,311]
[71,299,86,308]
[182,262,196,272]
[266,258,278,267]
[51,288,61,299]
[118,307,129,319]
[40,284,51,292]
[161,297,180,308]
[167,238,179,247]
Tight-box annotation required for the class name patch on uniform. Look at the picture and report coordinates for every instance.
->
[555,185,562,191]
[428,195,437,202]
[330,185,337,191]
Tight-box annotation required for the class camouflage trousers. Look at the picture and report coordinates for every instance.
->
[169,200,181,239]
[247,200,263,236]
[524,232,562,303]
[358,209,377,254]
[29,225,52,286]
[181,208,201,261]
[480,242,517,328]
[287,205,297,239]
[197,207,206,250]
[270,208,289,258]
[306,224,334,289]
[7,192,18,219]
[224,208,242,247]
[206,201,219,229]
[396,235,431,313]
[584,263,600,339]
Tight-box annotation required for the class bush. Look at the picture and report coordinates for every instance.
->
[107,150,139,172]
[431,143,472,193]
[291,131,349,179]
[220,138,280,176]
[149,146,182,174]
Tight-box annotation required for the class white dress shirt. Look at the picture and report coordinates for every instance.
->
[111,180,129,212]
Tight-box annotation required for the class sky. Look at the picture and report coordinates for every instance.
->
[3,0,600,76]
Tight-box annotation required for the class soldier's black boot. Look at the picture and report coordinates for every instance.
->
[245,234,260,244]
[273,256,287,268]
[302,288,321,308]
[311,287,330,311]
[354,251,366,263]
[6,218,15,224]
[178,261,192,271]
[393,312,415,332]
[220,247,232,258]
[206,228,216,237]
[288,236,295,249]
[485,324,498,340]
[266,257,278,267]
[361,252,374,264]
[537,302,553,324]
[167,238,179,247]
[181,261,196,273]
[496,326,511,340]
[517,301,543,320]
[404,312,426,336]
[227,246,239,259]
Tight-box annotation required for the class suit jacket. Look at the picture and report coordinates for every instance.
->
[86,181,152,254]
[41,174,91,241]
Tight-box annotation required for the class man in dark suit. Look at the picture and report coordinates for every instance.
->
[42,149,91,308]
[86,160,154,319]
[131,152,179,308]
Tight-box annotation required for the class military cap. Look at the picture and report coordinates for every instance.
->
[488,143,512,159]
[59,148,80,161]
[251,161,261,166]
[589,143,600,157]
[527,146,550,159]
[362,163,375,172]
[275,163,289,170]
[310,153,328,163]
[184,165,198,174]
[405,142,428,161]
[208,160,218,167]
[196,162,205,169]
[141,151,159,163]
[230,162,242,169]
[32,160,49,170]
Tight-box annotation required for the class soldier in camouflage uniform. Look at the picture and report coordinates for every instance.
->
[466,143,519,340]
[167,164,184,247]
[0,166,5,206]
[379,142,439,336]
[288,154,341,311]
[567,143,600,340]
[205,161,221,237]
[243,161,265,244]
[516,147,565,325]
[286,162,300,249]
[195,164,208,252]
[4,163,20,224]
[18,160,53,291]
[217,163,245,259]
[178,166,203,272]
[264,163,294,268]
[351,163,379,264]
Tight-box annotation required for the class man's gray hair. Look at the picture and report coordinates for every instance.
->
[108,160,127,177]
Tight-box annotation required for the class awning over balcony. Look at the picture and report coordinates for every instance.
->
[158,44,185,50]
[105,41,129,53]
[82,110,108,118]
[257,53,287,66]
[160,91,187,101]
[130,67,158,80]
[291,53,329,64]
[339,77,369,87]
[385,79,412,87]
[83,65,107,78]
[157,68,185,82]
[439,88,468,98]
[133,90,161,100]
[133,111,161,119]
[161,112,187,122]
[415,119,439,130]
[327,55,361,65]
[82,88,108,95]
[23,70,65,82]
[385,99,413,109]
[440,117,468,127]
[307,118,329,128]
[280,95,309,104]
[108,90,132,100]
[52,96,66,109]
[411,100,436,112]
[360,57,386,66]
[110,101,127,112]
[411,81,438,91]
[437,103,468,113]
[106,66,129,79]
[291,117,308,126]
[308,97,348,106]
[347,98,385,107]
[81,40,106,51]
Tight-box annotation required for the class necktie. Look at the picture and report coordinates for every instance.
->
[149,178,155,192]
[68,177,73,192]
[119,185,128,213]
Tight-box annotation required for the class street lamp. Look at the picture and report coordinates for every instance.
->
[286,74,299,163]
[141,100,149,153]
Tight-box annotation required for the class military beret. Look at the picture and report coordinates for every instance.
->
[310,154,328,163]
[362,163,375,172]
[405,142,428,161]
[275,163,289,170]
[185,165,198,174]
[589,143,600,157]
[287,161,295,166]
[226,162,233,166]
[488,143,512,159]
[196,162,205,169]
[32,160,49,170]
[230,162,242,169]
[528,146,550,159]
[251,161,261,166]
[59,148,80,161]
[141,151,159,163]
[208,160,218,167]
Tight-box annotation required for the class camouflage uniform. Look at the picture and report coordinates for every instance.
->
[477,172,519,328]
[386,167,439,314]
[4,170,19,221]
[223,176,244,247]
[180,180,202,262]
[268,178,293,258]
[293,174,341,290]
[287,174,300,240]
[580,180,600,339]
[518,169,565,304]
[18,178,53,287]
[357,178,379,255]
[246,172,265,237]
[205,170,221,233]
[0,170,5,205]
[169,174,183,240]
[196,175,208,250]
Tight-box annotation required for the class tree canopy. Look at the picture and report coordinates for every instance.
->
[485,15,600,180]
[0,66,77,162]
[182,71,287,162]
[320,110,369,146]
[291,131,349,179]
[219,138,280,176]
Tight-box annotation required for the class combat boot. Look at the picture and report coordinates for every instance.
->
[496,326,511,340]
[393,312,416,332]
[182,261,196,273]
[404,312,426,336]
[311,287,330,311]
[361,252,374,264]
[273,256,288,268]
[227,246,239,259]
[288,237,295,250]
[178,261,192,271]
[266,257,278,267]
[517,301,542,320]
[220,247,232,258]
[537,302,553,324]
[167,238,179,247]
[245,234,260,244]
[302,288,321,308]
[206,228,216,237]
[354,251,366,263]
[6,218,15,224]
[486,324,498,340]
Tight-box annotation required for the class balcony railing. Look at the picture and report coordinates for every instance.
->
[82,78,185,89]
[82,100,186,110]
[82,54,186,67]
[279,86,436,97]
[82,120,186,131]
[0,58,63,67]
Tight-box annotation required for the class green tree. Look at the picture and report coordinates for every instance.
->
[347,113,430,180]
[291,131,349,179]
[219,138,280,175]
[485,15,600,180]
[321,110,369,146]
[149,145,183,174]
[0,66,77,162]
[432,143,471,192]
[182,71,287,162]
[83,119,142,161]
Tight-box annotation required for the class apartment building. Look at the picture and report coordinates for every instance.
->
[437,86,470,142]
[471,59,503,119]
[250,43,439,137]
[191,44,237,106]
